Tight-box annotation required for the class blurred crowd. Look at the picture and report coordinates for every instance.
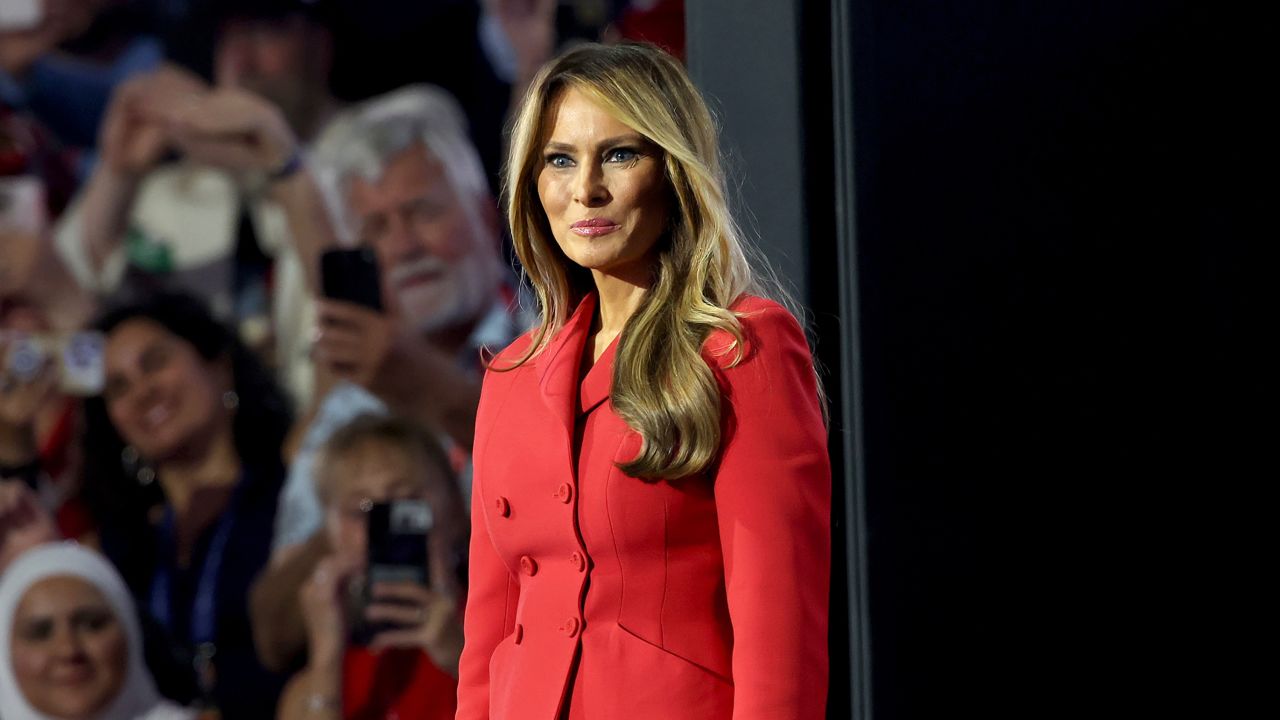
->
[0,0,683,718]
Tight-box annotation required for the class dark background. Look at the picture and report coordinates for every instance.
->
[695,1,1262,717]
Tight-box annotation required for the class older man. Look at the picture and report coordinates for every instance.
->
[170,84,530,553]
[182,86,530,677]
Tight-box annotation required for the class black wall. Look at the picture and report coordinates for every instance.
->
[816,1,1259,717]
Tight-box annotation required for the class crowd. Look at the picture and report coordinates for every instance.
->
[2,1,686,719]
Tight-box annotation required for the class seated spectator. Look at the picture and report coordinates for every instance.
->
[80,293,290,719]
[0,542,194,720]
[53,0,348,407]
[255,414,466,720]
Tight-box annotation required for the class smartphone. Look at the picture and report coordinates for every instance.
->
[350,499,432,645]
[1,331,105,396]
[320,247,384,312]
[0,0,42,31]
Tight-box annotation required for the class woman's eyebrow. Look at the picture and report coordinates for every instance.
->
[543,134,647,152]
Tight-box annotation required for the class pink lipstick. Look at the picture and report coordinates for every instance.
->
[571,218,621,237]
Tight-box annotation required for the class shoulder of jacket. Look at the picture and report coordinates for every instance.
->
[704,295,803,366]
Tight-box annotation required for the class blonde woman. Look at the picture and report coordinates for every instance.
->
[457,43,831,719]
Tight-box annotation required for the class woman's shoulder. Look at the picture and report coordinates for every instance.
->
[704,295,807,364]
[480,328,541,376]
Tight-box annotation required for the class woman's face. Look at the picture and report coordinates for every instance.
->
[102,318,230,463]
[536,87,670,285]
[10,576,129,720]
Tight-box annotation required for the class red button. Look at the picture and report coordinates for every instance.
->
[570,551,586,572]
[494,496,510,517]
[555,483,573,504]
[513,624,524,645]
[519,555,538,576]
[559,617,580,637]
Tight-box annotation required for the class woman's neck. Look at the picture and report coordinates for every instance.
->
[591,269,651,340]
[157,422,241,520]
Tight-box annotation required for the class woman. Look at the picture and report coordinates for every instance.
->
[267,413,468,720]
[0,542,193,720]
[80,293,290,719]
[457,43,831,719]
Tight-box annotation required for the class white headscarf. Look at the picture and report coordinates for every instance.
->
[0,543,194,720]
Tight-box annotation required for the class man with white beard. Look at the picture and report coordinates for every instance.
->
[166,85,528,553]
[306,86,523,457]
[288,86,531,551]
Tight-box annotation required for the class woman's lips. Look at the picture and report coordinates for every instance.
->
[570,218,621,237]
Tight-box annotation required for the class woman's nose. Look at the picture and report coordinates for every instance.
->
[50,626,85,659]
[572,164,610,206]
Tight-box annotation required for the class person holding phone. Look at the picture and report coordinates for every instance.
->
[264,413,467,720]
[457,43,831,719]
[1,172,96,548]
[183,85,533,560]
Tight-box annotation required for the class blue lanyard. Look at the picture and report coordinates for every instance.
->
[148,482,243,648]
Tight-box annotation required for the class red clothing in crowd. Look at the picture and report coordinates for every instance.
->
[343,646,456,720]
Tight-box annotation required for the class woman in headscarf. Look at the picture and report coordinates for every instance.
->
[0,542,194,720]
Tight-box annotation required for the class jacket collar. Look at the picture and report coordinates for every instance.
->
[535,293,597,446]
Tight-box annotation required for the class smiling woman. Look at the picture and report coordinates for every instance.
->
[78,293,292,719]
[0,543,194,720]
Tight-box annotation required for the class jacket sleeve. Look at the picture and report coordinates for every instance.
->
[712,303,832,719]
[455,374,521,720]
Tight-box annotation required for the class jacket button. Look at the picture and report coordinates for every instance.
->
[555,482,573,503]
[559,617,580,637]
[494,496,510,517]
[514,624,524,645]
[570,551,586,572]
[519,555,538,576]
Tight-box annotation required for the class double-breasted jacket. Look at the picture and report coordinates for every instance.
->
[456,293,831,719]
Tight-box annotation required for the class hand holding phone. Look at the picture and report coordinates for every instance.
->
[349,499,431,645]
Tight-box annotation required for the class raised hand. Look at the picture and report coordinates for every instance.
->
[365,579,465,676]
[98,65,208,177]
[299,552,363,665]
[311,299,399,391]
[167,88,298,174]
[0,482,59,573]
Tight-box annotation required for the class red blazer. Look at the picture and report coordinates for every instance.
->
[456,294,830,720]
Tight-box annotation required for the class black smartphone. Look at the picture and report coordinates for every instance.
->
[320,247,384,312]
[350,499,432,645]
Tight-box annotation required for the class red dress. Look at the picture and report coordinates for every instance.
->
[342,647,456,720]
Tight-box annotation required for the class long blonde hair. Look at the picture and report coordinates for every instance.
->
[503,43,771,480]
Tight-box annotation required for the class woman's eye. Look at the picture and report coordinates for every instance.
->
[545,153,573,169]
[18,620,53,642]
[79,609,115,632]
[606,147,639,164]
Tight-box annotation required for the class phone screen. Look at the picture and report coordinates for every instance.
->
[320,247,384,312]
